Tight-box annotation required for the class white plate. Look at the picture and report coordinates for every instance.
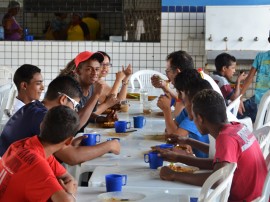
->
[97,191,146,201]
[158,163,199,173]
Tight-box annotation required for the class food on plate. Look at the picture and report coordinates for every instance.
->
[120,104,129,112]
[111,103,121,111]
[102,108,112,114]
[148,95,157,101]
[143,109,152,114]
[102,122,115,128]
[104,198,130,201]
[156,111,164,116]
[126,93,140,99]
[168,164,199,173]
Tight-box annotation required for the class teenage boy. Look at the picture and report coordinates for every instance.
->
[0,76,120,164]
[159,89,267,201]
[0,106,78,201]
[211,53,247,105]
[157,69,211,158]
[60,51,119,127]
[12,64,44,114]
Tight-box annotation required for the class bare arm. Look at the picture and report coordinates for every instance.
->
[157,148,212,169]
[95,94,119,115]
[77,82,104,128]
[230,72,247,101]
[51,190,75,202]
[115,64,132,101]
[157,94,189,137]
[160,161,229,187]
[151,75,178,99]
[109,71,125,96]
[165,134,209,157]
[240,67,257,96]
[51,173,77,202]
[77,93,99,128]
[54,140,120,165]
[185,138,209,154]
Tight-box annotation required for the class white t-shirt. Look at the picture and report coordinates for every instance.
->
[12,97,25,115]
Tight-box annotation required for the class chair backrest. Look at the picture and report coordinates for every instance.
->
[254,172,270,202]
[200,71,223,96]
[130,70,168,90]
[198,163,237,202]
[226,95,242,117]
[254,90,270,130]
[0,83,13,120]
[254,122,270,158]
[200,71,239,123]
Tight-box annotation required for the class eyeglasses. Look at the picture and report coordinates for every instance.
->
[165,67,178,74]
[102,63,112,68]
[58,92,80,111]
[165,69,173,74]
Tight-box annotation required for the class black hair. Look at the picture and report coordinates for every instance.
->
[166,50,194,72]
[45,76,82,101]
[39,105,80,144]
[98,51,111,61]
[174,69,212,100]
[215,53,236,72]
[13,64,41,91]
[192,89,227,124]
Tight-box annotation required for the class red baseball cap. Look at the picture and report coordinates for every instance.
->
[74,51,104,68]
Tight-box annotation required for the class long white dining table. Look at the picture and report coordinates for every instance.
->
[77,186,190,202]
[74,100,203,201]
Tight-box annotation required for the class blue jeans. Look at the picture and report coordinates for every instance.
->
[237,96,257,123]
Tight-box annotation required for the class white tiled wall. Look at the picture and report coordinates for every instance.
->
[0,11,206,89]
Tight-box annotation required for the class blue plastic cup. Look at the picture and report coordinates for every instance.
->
[144,151,163,169]
[25,35,31,41]
[105,174,127,192]
[114,121,131,133]
[133,116,146,128]
[81,133,101,146]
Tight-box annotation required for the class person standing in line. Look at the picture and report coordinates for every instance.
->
[2,1,23,40]
[82,13,100,40]
[67,13,90,41]
[238,32,270,122]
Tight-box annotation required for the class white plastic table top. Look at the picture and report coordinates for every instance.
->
[80,101,167,172]
[77,187,190,202]
[88,165,202,197]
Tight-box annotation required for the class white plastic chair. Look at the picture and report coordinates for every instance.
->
[198,163,237,202]
[252,153,270,202]
[200,71,222,96]
[130,70,168,90]
[226,95,242,117]
[0,83,13,132]
[201,71,253,130]
[254,90,270,130]
[254,122,270,158]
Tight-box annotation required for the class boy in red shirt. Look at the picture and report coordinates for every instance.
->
[0,106,79,201]
[160,89,267,201]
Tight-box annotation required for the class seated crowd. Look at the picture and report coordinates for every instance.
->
[0,49,269,202]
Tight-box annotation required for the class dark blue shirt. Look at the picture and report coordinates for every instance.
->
[0,101,47,156]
